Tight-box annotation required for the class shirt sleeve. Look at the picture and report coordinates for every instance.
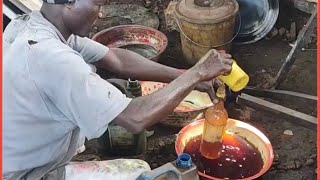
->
[29,41,131,139]
[67,35,109,64]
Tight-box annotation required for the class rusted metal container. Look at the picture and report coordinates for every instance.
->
[92,25,168,62]
[175,0,239,65]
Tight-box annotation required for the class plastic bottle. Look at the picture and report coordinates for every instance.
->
[136,153,199,180]
[126,79,142,98]
[200,100,228,159]
[102,79,146,156]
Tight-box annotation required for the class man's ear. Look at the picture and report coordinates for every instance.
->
[65,0,76,9]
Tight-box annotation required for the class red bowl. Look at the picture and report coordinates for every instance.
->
[175,119,274,180]
[140,81,213,113]
[92,25,168,62]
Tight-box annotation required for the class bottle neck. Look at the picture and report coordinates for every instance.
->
[128,79,140,88]
[213,99,224,110]
[126,79,142,98]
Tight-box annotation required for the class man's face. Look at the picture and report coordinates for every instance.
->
[63,0,105,37]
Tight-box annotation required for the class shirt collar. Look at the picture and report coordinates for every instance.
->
[28,11,69,44]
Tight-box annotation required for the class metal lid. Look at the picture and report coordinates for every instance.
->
[175,0,239,24]
[233,0,279,44]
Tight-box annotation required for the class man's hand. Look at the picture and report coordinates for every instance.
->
[195,79,220,100]
[191,49,233,82]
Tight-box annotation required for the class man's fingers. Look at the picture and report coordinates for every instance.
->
[209,92,218,102]
[220,64,232,76]
[222,69,232,76]
[213,79,223,89]
[217,50,232,58]
[208,84,217,101]
[222,58,233,65]
[220,53,232,59]
[217,52,233,65]
[226,54,232,59]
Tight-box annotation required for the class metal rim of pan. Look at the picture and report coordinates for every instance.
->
[233,0,280,45]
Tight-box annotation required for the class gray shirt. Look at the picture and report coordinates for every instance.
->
[3,11,131,179]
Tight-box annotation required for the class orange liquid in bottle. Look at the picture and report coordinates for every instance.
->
[200,100,228,159]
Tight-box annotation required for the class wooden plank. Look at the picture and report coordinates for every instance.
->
[236,93,317,131]
[243,87,317,116]
[294,0,317,14]
[243,86,317,101]
[272,8,317,88]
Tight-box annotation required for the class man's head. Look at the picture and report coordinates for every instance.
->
[41,0,105,37]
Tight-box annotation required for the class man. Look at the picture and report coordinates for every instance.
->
[3,0,233,179]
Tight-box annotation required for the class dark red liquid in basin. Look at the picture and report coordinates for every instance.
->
[183,133,264,179]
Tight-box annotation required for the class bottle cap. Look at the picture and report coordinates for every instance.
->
[176,153,192,169]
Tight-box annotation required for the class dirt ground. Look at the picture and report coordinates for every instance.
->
[77,0,318,179]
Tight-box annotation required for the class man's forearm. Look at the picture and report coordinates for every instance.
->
[95,48,182,83]
[113,69,202,133]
